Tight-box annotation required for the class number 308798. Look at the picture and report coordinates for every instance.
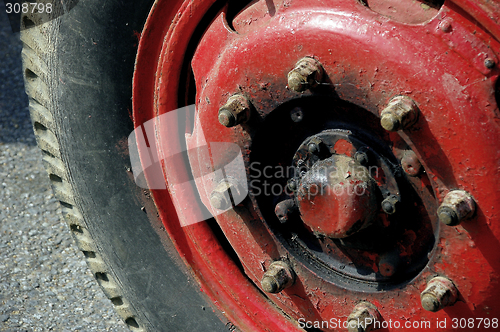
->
[5,2,52,14]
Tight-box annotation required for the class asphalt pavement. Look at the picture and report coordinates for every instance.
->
[0,13,128,332]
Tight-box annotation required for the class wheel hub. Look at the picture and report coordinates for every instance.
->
[132,0,500,330]
[296,154,377,239]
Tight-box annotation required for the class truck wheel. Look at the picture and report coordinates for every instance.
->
[23,0,500,331]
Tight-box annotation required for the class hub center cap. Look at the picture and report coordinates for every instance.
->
[296,155,377,238]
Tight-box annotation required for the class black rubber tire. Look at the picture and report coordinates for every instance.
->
[20,1,229,331]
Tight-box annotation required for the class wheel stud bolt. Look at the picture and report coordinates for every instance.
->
[380,96,419,132]
[354,151,369,165]
[275,199,297,223]
[261,261,295,293]
[347,302,381,332]
[218,94,252,127]
[421,277,458,312]
[437,190,475,226]
[287,57,324,92]
[381,195,400,215]
[210,179,242,210]
[307,137,323,155]
[401,150,422,177]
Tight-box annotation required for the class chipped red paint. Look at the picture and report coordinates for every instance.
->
[133,0,500,331]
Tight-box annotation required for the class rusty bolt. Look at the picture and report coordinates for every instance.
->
[354,151,369,165]
[380,96,419,132]
[210,178,243,210]
[421,277,458,312]
[437,190,475,226]
[275,199,297,223]
[287,178,298,192]
[347,302,382,332]
[261,261,295,293]
[381,194,400,215]
[401,150,422,177]
[218,94,252,127]
[484,58,496,69]
[307,137,323,155]
[287,57,324,92]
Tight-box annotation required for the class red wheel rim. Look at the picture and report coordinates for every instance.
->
[132,0,500,331]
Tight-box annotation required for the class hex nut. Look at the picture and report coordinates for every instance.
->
[261,261,295,293]
[210,178,244,210]
[381,195,400,215]
[218,94,252,127]
[437,190,475,226]
[421,277,458,312]
[380,96,419,131]
[347,302,381,332]
[287,57,324,92]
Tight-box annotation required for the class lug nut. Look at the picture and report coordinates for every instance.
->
[210,178,243,210]
[275,199,297,223]
[347,302,381,332]
[401,150,422,177]
[380,96,419,132]
[381,194,400,215]
[218,94,252,127]
[354,150,369,165]
[287,178,298,192]
[307,137,323,155]
[261,261,295,293]
[437,190,475,226]
[287,57,324,92]
[421,277,458,312]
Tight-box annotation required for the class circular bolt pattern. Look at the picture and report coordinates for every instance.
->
[347,302,381,332]
[381,194,400,215]
[401,150,422,176]
[210,179,243,210]
[218,94,252,127]
[261,261,295,293]
[421,277,458,312]
[287,57,324,92]
[380,96,419,131]
[437,190,476,226]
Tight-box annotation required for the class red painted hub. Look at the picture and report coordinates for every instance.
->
[132,0,500,330]
[296,154,377,238]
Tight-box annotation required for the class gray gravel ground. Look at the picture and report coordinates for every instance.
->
[0,13,128,332]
